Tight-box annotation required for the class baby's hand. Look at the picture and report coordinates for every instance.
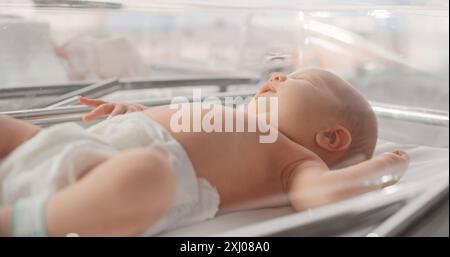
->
[376,150,410,187]
[78,96,147,122]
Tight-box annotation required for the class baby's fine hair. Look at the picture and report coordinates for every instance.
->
[293,69,378,164]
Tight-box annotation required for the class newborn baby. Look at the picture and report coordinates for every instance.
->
[0,69,409,237]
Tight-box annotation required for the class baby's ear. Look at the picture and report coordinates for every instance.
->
[315,125,352,152]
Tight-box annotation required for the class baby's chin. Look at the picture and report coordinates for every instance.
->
[247,96,276,113]
[255,91,276,98]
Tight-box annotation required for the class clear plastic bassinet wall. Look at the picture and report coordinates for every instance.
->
[0,0,449,144]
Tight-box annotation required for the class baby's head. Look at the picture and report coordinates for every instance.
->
[254,68,378,168]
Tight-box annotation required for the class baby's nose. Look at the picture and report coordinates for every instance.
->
[269,73,287,82]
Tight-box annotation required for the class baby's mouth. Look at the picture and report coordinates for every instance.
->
[257,85,277,97]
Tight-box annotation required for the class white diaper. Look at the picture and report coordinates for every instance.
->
[0,112,219,236]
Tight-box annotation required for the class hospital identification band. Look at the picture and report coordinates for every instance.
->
[12,194,49,237]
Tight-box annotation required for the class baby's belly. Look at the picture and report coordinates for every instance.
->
[187,138,291,211]
[143,106,293,211]
[216,166,291,213]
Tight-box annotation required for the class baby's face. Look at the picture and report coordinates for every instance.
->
[249,71,342,145]
[249,69,378,167]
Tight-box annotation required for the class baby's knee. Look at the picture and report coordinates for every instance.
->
[140,149,176,195]
[117,149,176,202]
[109,149,177,234]
[137,149,174,176]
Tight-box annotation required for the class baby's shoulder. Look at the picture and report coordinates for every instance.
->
[279,139,327,169]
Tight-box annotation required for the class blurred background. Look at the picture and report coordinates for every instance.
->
[0,0,448,112]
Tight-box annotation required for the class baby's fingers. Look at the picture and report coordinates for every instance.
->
[391,149,410,162]
[78,96,107,108]
[379,150,410,175]
[125,105,138,113]
[110,103,127,117]
[125,104,144,113]
[83,103,115,122]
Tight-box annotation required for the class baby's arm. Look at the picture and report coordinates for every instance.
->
[288,150,409,211]
[78,96,147,122]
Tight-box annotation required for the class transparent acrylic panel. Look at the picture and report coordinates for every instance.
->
[0,0,448,112]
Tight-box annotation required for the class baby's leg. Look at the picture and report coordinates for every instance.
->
[49,148,176,236]
[0,114,41,235]
[1,148,176,236]
[0,114,41,159]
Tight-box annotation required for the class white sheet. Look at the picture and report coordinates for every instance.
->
[159,139,449,236]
